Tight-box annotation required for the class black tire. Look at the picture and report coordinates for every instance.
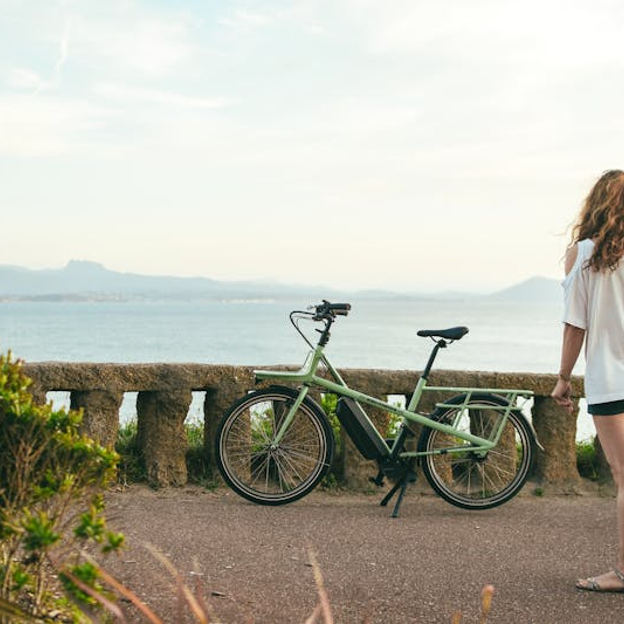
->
[215,387,334,505]
[418,393,536,510]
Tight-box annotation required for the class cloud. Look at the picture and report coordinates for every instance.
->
[220,8,277,28]
[52,17,71,86]
[0,95,106,156]
[70,12,195,78]
[29,17,72,95]
[217,4,332,38]
[6,16,73,96]
[8,68,43,91]
[359,0,624,69]
[92,83,233,110]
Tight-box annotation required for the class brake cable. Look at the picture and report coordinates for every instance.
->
[289,310,317,350]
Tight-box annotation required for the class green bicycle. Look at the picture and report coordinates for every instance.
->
[215,301,540,517]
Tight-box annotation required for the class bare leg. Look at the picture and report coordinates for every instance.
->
[577,413,624,590]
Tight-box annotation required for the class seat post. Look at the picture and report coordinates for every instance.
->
[421,340,446,380]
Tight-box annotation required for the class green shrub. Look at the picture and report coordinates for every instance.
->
[184,417,216,487]
[576,438,603,482]
[0,351,123,621]
[386,409,403,438]
[320,393,341,451]
[115,419,147,484]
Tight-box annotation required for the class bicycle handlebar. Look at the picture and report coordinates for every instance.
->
[291,301,351,348]
[311,300,351,320]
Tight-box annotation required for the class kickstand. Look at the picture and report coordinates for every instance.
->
[379,473,410,518]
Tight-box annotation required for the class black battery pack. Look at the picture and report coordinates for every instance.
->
[336,397,390,460]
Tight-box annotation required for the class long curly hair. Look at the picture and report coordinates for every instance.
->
[571,169,624,272]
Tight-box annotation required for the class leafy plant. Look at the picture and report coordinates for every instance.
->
[0,350,123,621]
[385,409,403,438]
[116,418,147,484]
[576,438,603,482]
[184,416,216,487]
[320,393,341,453]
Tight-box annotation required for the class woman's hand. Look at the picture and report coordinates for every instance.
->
[553,323,584,414]
[551,378,574,413]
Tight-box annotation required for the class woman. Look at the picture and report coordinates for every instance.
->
[552,169,624,592]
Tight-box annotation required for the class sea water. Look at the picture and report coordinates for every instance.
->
[0,298,593,440]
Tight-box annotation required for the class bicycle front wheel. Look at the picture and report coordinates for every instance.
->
[418,394,535,510]
[215,388,334,505]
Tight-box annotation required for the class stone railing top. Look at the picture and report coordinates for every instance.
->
[21,362,581,397]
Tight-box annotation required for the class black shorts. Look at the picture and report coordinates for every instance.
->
[588,399,624,416]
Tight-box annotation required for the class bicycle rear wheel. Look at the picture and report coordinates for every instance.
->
[215,387,334,505]
[418,394,535,510]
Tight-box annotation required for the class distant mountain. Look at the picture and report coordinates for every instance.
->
[0,260,334,301]
[0,261,561,302]
[0,260,214,298]
[488,276,561,303]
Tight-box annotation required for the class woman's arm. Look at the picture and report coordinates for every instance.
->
[551,244,585,412]
[551,323,585,412]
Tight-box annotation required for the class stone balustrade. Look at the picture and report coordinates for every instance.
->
[22,362,600,490]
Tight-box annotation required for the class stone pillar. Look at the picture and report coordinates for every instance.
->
[532,395,582,488]
[70,390,123,448]
[136,389,192,487]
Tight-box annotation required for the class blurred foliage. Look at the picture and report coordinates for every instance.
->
[0,351,123,622]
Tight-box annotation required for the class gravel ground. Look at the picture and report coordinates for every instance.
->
[100,484,624,624]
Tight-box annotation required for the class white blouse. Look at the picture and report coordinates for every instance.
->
[563,238,624,404]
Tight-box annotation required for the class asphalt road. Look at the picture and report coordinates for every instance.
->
[102,484,623,623]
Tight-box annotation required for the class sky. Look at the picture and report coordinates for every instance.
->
[1,0,624,293]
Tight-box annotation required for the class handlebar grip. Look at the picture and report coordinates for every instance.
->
[326,302,351,316]
[329,302,351,316]
[313,301,351,319]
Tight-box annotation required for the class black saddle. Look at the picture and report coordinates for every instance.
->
[417,326,469,341]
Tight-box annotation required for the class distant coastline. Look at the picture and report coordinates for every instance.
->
[0,260,561,303]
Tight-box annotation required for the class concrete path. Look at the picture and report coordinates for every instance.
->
[103,485,623,623]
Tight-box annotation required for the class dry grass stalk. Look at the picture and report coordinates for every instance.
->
[480,584,495,623]
[305,547,334,624]
[91,560,166,623]
[145,544,209,624]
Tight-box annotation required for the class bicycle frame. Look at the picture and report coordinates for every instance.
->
[255,341,534,461]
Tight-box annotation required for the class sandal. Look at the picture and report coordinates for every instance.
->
[575,568,624,593]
